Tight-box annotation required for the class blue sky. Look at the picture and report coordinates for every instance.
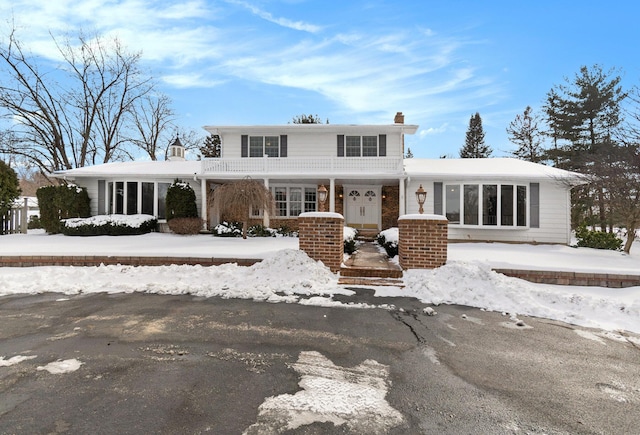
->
[1,0,639,158]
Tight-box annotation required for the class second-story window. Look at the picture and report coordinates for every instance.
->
[249,136,280,157]
[337,134,386,157]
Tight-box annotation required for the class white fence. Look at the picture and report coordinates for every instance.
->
[201,157,404,175]
[1,198,29,235]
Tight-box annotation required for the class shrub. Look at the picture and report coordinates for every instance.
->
[166,179,198,220]
[248,224,276,237]
[344,226,358,254]
[377,228,399,258]
[62,214,157,236]
[27,215,42,229]
[168,217,204,235]
[213,221,243,237]
[0,160,20,215]
[36,184,91,234]
[575,226,622,251]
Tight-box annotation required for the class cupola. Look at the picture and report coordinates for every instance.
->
[167,136,186,161]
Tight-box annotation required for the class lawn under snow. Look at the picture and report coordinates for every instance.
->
[0,228,639,335]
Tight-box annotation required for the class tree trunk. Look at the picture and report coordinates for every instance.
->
[624,225,636,254]
[242,219,248,239]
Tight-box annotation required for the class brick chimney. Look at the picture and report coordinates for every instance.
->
[394,112,405,124]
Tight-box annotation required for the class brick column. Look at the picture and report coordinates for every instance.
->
[398,214,448,270]
[298,212,344,273]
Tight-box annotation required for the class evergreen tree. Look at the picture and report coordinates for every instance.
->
[543,65,627,230]
[291,114,327,124]
[0,160,21,215]
[506,106,544,162]
[405,148,414,158]
[200,134,221,158]
[460,112,492,158]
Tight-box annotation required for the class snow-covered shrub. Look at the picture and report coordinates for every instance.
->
[575,226,622,251]
[168,217,204,235]
[166,179,198,220]
[343,226,358,254]
[377,227,399,257]
[213,221,243,237]
[62,214,157,236]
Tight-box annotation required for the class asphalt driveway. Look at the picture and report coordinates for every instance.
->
[1,291,638,434]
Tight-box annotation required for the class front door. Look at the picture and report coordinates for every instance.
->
[345,187,380,229]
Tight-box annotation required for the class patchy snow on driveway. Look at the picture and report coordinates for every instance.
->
[244,351,403,434]
[0,355,37,367]
[36,359,83,374]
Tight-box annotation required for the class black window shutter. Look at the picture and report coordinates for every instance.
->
[379,134,387,156]
[280,135,287,157]
[530,183,540,228]
[337,135,344,157]
[241,135,248,158]
[434,182,443,215]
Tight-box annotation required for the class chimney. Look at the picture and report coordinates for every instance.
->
[394,112,405,124]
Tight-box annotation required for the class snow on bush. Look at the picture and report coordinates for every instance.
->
[64,214,156,228]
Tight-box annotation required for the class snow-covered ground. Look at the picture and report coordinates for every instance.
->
[0,229,639,335]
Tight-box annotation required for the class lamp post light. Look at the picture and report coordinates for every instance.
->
[415,184,427,214]
[318,184,328,212]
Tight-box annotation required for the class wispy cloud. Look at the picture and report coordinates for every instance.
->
[224,0,322,33]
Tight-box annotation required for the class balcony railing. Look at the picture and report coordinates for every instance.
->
[201,157,404,175]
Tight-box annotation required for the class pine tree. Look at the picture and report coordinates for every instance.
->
[405,148,414,158]
[0,160,21,215]
[506,106,544,162]
[460,113,492,158]
[199,134,221,158]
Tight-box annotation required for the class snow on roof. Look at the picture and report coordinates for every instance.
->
[205,123,419,135]
[404,158,585,183]
[54,160,202,179]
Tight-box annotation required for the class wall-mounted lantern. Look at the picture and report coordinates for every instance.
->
[416,184,427,214]
[318,185,328,212]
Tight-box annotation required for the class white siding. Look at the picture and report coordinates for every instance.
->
[220,130,404,159]
[405,179,571,244]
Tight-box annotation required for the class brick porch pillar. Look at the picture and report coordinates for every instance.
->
[398,214,448,270]
[298,212,344,273]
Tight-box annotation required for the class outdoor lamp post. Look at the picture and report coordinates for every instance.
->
[416,184,427,214]
[318,184,328,212]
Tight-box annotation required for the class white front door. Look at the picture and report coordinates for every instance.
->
[345,187,380,229]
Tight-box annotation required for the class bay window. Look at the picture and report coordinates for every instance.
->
[443,183,528,227]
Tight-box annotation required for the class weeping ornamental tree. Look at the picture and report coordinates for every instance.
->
[212,178,274,239]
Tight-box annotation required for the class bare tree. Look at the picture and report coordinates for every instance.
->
[0,29,158,172]
[130,94,175,160]
[212,178,274,239]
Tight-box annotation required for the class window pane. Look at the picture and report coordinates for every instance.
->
[362,136,377,156]
[107,182,114,214]
[157,182,170,219]
[290,188,302,216]
[517,186,527,226]
[463,184,479,225]
[249,136,263,157]
[501,185,514,226]
[274,187,287,217]
[345,136,361,157]
[445,185,460,224]
[126,181,138,215]
[482,185,497,225]
[142,182,154,215]
[115,181,124,214]
[304,188,317,213]
[264,136,279,157]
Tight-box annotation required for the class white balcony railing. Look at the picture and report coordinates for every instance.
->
[201,157,404,175]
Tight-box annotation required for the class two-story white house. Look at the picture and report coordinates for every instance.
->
[55,113,583,244]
